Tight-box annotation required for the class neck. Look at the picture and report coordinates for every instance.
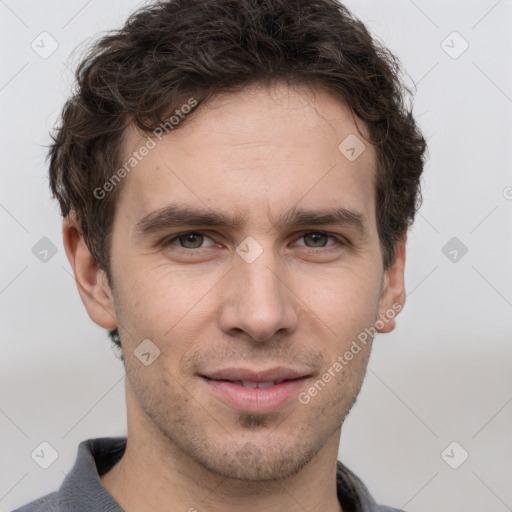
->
[101,384,344,512]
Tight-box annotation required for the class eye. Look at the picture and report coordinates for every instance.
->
[163,230,345,253]
[295,231,341,249]
[165,231,216,249]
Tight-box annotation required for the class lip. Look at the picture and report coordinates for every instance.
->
[199,367,311,414]
[202,367,309,382]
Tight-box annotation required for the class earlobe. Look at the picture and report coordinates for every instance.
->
[376,236,407,334]
[62,214,118,330]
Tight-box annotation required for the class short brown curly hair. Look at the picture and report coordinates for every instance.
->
[48,0,427,350]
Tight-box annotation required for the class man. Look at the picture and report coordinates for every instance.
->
[14,0,426,510]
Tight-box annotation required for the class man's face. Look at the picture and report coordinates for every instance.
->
[100,83,400,481]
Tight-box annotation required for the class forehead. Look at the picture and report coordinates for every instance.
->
[115,83,377,234]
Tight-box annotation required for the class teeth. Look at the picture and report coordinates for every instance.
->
[241,381,258,388]
[239,380,278,388]
[257,381,276,388]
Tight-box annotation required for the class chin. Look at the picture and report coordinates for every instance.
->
[194,438,320,482]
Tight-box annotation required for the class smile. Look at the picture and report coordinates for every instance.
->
[200,374,310,414]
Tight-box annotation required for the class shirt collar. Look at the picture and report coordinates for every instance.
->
[58,437,381,511]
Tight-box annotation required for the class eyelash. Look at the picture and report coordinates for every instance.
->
[163,231,346,252]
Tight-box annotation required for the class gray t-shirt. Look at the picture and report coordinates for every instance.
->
[12,437,405,512]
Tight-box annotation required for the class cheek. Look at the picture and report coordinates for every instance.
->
[114,242,382,348]
[295,264,381,329]
[115,261,215,336]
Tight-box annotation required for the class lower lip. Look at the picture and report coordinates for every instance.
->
[200,376,309,414]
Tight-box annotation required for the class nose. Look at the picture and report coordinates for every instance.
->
[217,243,299,343]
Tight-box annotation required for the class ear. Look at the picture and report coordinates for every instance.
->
[62,213,118,330]
[376,235,407,334]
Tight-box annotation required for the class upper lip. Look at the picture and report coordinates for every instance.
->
[201,367,310,382]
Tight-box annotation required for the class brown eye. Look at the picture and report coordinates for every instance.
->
[178,233,204,248]
[166,232,214,249]
[297,232,339,248]
[303,232,330,247]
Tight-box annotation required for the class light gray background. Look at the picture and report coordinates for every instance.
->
[1,1,511,510]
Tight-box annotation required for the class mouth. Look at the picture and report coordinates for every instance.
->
[199,367,311,414]
[202,376,302,387]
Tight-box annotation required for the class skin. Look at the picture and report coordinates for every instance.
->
[63,82,406,512]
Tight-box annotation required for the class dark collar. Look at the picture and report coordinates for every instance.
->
[56,437,381,512]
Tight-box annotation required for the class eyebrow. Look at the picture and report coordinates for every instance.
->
[134,203,369,239]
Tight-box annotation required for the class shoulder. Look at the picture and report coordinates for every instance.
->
[11,437,126,512]
[336,460,406,512]
[10,491,60,511]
